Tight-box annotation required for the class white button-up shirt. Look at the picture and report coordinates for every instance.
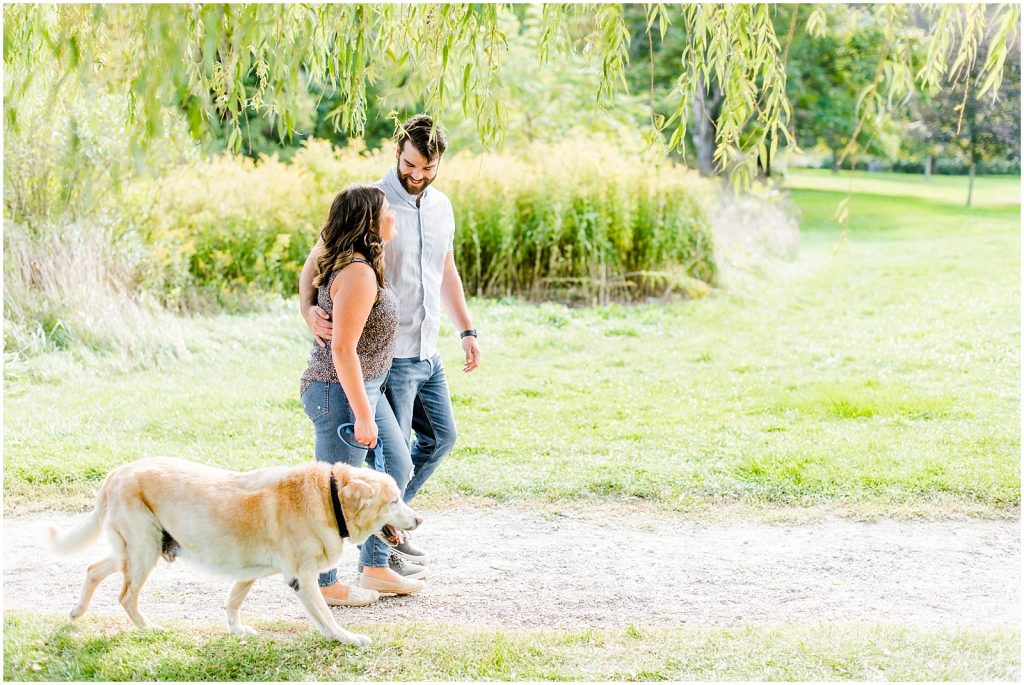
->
[377,167,455,360]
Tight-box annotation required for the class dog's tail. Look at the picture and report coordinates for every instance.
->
[49,474,111,555]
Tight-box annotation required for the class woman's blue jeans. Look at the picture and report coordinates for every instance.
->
[301,375,412,586]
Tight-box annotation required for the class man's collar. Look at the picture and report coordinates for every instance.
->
[383,166,429,206]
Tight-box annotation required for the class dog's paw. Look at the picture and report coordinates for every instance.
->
[229,624,258,636]
[347,632,372,647]
[331,630,371,647]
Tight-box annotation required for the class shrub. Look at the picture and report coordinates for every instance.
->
[6,125,719,362]
[123,139,383,309]
[3,83,194,362]
[127,138,717,306]
[443,141,717,301]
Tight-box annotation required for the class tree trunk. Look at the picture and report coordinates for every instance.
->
[831,148,840,174]
[967,163,975,208]
[692,77,724,176]
[924,155,933,181]
[966,108,977,208]
[757,134,773,179]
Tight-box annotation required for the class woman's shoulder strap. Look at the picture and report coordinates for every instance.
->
[333,257,372,275]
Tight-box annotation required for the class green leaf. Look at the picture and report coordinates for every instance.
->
[807,8,827,38]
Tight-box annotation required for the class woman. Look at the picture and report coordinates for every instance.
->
[299,184,423,607]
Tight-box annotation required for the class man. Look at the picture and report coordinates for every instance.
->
[299,113,481,589]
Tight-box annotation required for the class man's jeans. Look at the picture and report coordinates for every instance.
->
[301,375,412,586]
[385,353,458,502]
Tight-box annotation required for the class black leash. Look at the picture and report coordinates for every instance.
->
[329,472,349,539]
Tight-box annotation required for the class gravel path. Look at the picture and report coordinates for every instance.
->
[4,505,1019,631]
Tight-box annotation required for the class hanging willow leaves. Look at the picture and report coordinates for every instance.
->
[2,3,1018,184]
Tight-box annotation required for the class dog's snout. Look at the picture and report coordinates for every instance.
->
[413,514,423,529]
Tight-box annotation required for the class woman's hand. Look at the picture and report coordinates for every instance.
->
[354,415,378,448]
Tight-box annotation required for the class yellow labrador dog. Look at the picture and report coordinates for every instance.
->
[49,457,421,646]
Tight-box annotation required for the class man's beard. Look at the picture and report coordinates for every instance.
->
[396,163,435,196]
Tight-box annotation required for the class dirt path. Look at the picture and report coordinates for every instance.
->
[4,504,1019,631]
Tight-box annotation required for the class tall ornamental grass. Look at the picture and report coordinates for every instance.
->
[6,126,719,361]
[128,139,717,308]
[443,142,716,300]
[124,139,381,309]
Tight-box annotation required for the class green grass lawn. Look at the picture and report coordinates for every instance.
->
[2,176,1020,681]
[4,613,1018,681]
[3,184,1020,518]
[785,168,1021,208]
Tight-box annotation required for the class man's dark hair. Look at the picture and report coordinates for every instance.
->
[396,114,447,160]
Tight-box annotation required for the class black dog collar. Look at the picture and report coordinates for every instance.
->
[329,472,349,539]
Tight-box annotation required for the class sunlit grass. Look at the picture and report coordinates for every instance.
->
[3,613,1018,682]
[785,168,1020,208]
[3,185,1018,517]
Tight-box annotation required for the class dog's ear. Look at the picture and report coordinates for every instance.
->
[340,478,374,519]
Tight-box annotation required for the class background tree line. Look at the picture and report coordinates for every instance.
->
[6,4,1017,180]
[153,5,1019,186]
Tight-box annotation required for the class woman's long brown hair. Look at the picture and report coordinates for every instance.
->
[312,184,387,294]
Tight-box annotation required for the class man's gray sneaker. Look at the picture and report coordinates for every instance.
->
[392,534,430,564]
[358,554,427,580]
